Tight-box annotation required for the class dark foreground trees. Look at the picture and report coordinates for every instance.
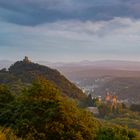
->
[0,78,100,140]
[0,78,139,140]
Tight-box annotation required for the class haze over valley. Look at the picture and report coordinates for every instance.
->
[1,59,140,104]
[1,0,140,139]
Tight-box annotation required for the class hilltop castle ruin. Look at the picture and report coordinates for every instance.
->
[23,56,31,64]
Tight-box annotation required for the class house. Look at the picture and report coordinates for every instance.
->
[87,107,99,115]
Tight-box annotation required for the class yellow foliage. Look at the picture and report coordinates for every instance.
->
[0,131,6,140]
[0,129,20,140]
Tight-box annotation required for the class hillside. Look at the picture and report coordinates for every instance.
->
[0,57,85,100]
[0,78,139,140]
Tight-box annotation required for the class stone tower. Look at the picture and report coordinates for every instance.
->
[23,56,30,63]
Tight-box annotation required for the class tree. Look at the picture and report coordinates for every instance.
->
[0,85,14,106]
[0,78,100,140]
[117,103,123,114]
[96,126,140,140]
[0,78,139,140]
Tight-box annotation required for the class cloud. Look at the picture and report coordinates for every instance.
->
[0,0,140,26]
[1,1,140,61]
[1,17,140,61]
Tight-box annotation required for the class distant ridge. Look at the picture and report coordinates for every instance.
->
[56,60,140,71]
[1,59,140,80]
[1,59,140,71]
[53,60,140,80]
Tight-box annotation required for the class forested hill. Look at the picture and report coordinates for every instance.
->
[0,58,85,100]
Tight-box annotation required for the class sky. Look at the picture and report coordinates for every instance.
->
[0,0,140,62]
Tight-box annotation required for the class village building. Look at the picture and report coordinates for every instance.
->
[111,95,117,111]
[105,92,117,112]
[87,107,99,115]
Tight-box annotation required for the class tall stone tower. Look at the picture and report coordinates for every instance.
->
[23,56,31,63]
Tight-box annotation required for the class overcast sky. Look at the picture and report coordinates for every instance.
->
[0,0,140,62]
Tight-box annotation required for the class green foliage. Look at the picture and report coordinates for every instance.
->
[96,125,140,140]
[0,78,100,140]
[109,117,140,131]
[0,73,18,84]
[0,78,139,140]
[0,85,14,106]
[117,103,123,114]
[87,94,94,106]
[92,98,101,107]
[98,102,112,116]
